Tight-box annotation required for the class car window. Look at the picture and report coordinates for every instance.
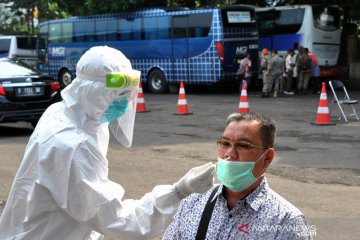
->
[0,59,39,78]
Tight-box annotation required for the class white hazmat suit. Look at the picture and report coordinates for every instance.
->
[0,46,215,240]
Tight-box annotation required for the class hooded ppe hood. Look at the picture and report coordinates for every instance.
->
[61,46,140,147]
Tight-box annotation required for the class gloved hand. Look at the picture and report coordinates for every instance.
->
[174,162,215,199]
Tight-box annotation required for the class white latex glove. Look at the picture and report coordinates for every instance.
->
[174,162,215,199]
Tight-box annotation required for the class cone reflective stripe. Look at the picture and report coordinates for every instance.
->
[238,80,250,113]
[136,82,150,113]
[311,82,335,126]
[174,80,193,115]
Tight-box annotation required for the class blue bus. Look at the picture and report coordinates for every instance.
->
[37,6,258,93]
[255,5,341,78]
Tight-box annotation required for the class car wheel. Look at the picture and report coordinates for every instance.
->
[60,69,73,88]
[148,69,168,94]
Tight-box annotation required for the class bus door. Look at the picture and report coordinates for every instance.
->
[223,39,258,75]
[171,16,190,82]
[37,24,49,72]
[220,7,259,77]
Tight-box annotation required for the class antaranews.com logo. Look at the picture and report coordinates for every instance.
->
[237,223,317,237]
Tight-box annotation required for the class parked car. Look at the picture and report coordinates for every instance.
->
[0,57,62,127]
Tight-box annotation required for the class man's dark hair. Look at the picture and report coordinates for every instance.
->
[225,112,276,147]
[298,46,304,54]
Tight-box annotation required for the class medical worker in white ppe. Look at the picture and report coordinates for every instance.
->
[0,46,215,240]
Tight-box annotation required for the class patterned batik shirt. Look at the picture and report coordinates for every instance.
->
[163,179,314,240]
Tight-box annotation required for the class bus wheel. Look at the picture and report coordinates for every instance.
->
[60,69,73,88]
[148,70,168,94]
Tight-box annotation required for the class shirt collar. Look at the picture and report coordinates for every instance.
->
[245,178,269,211]
[218,178,269,211]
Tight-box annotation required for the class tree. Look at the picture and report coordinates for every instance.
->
[0,0,71,34]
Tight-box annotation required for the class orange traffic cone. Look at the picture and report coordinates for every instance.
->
[136,82,150,113]
[238,80,250,113]
[311,82,335,125]
[174,80,193,115]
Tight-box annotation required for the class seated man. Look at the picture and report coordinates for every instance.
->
[163,112,313,240]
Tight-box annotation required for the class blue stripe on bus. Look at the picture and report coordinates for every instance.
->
[259,34,303,51]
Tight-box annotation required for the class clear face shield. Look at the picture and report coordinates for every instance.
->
[102,70,140,147]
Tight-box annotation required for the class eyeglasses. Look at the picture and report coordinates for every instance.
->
[217,139,267,154]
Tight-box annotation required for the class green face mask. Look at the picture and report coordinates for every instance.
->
[216,150,268,192]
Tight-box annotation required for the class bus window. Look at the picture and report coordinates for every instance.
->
[257,9,304,34]
[119,19,132,41]
[74,21,95,42]
[313,6,340,31]
[172,16,187,39]
[0,39,11,55]
[95,19,108,42]
[107,19,117,41]
[158,16,171,39]
[38,24,49,49]
[95,19,117,42]
[118,18,142,41]
[188,13,212,38]
[144,17,158,40]
[16,36,37,50]
[221,8,257,39]
[62,23,73,43]
[144,16,171,40]
[132,18,142,40]
[49,23,62,43]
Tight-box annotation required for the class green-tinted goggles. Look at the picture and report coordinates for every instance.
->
[105,70,141,89]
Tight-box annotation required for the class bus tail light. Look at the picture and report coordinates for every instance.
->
[0,83,5,96]
[50,79,60,93]
[216,41,224,66]
[320,66,339,78]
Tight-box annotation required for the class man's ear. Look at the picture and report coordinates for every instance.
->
[263,148,274,169]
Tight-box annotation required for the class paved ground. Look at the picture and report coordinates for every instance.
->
[1,87,359,239]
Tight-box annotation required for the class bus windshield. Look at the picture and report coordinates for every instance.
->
[256,8,305,35]
[313,6,340,31]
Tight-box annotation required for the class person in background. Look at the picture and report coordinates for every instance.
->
[284,49,296,95]
[266,50,284,98]
[163,112,313,240]
[296,47,312,94]
[308,50,321,94]
[279,52,287,95]
[238,53,252,93]
[293,45,303,93]
[0,46,215,240]
[260,47,271,98]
